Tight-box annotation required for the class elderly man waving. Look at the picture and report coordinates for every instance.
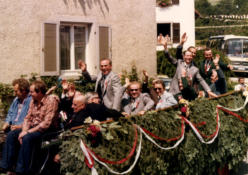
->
[79,59,123,111]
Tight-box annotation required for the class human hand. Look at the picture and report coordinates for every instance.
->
[213,54,220,65]
[198,91,205,98]
[142,70,149,82]
[61,80,69,93]
[180,32,187,45]
[227,64,233,70]
[78,60,87,72]
[121,112,130,118]
[124,77,130,88]
[159,36,167,49]
[138,110,146,116]
[11,125,22,131]
[18,131,28,144]
[46,85,57,95]
[2,122,9,131]
[67,83,76,98]
[207,91,218,98]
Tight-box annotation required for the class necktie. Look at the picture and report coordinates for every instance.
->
[101,75,106,90]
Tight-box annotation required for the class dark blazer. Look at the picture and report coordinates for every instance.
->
[199,59,229,85]
[66,103,123,128]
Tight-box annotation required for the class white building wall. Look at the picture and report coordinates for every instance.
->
[156,0,195,50]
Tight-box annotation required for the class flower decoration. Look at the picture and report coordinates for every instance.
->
[157,0,172,7]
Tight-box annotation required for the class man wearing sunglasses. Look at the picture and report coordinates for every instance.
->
[121,82,154,116]
[153,80,177,110]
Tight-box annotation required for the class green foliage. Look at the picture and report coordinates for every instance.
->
[157,49,176,77]
[0,83,14,117]
[196,26,248,41]
[196,0,248,16]
[59,92,248,174]
[0,74,95,116]
[120,65,140,85]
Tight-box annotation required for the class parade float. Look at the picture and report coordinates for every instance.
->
[57,90,248,175]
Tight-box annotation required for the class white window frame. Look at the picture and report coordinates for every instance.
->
[157,22,181,44]
[60,23,89,74]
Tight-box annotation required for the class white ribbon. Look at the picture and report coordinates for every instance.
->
[80,140,98,175]
[182,109,220,144]
[80,127,142,175]
[217,94,248,112]
[139,124,185,150]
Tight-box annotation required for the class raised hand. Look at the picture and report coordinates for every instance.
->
[180,32,187,45]
[78,60,87,72]
[142,70,149,83]
[61,80,69,93]
[213,54,220,65]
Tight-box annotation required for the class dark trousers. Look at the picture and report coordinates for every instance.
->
[0,129,42,174]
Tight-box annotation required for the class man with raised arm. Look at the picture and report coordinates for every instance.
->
[175,32,197,61]
[199,48,232,85]
[79,59,123,111]
[160,37,217,99]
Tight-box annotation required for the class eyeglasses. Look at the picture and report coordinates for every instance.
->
[154,88,162,91]
[130,89,139,92]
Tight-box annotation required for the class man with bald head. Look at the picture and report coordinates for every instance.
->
[66,94,123,128]
[79,58,123,111]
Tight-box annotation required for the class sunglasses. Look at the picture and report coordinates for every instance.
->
[154,88,162,91]
[130,89,139,92]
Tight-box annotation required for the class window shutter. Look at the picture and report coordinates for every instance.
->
[99,26,111,60]
[173,23,180,43]
[172,0,179,5]
[41,22,60,76]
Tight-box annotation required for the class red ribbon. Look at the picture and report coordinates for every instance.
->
[182,108,219,139]
[83,143,95,168]
[85,124,138,165]
[217,106,248,123]
[141,118,185,142]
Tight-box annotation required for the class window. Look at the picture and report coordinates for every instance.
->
[157,23,180,44]
[172,0,179,5]
[41,22,111,76]
[60,24,87,70]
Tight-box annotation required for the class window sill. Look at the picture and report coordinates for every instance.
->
[60,70,82,80]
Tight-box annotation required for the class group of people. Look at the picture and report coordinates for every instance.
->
[160,32,234,100]
[0,32,246,175]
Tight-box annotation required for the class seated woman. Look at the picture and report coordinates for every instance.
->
[153,80,177,110]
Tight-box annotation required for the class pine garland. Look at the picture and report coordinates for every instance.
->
[60,92,248,175]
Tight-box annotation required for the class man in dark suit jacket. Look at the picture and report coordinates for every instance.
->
[161,38,217,98]
[199,48,233,85]
[79,59,123,111]
[66,95,123,129]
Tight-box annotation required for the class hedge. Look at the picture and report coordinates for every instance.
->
[59,92,248,175]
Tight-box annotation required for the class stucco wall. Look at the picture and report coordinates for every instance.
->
[0,0,156,83]
[156,0,195,49]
